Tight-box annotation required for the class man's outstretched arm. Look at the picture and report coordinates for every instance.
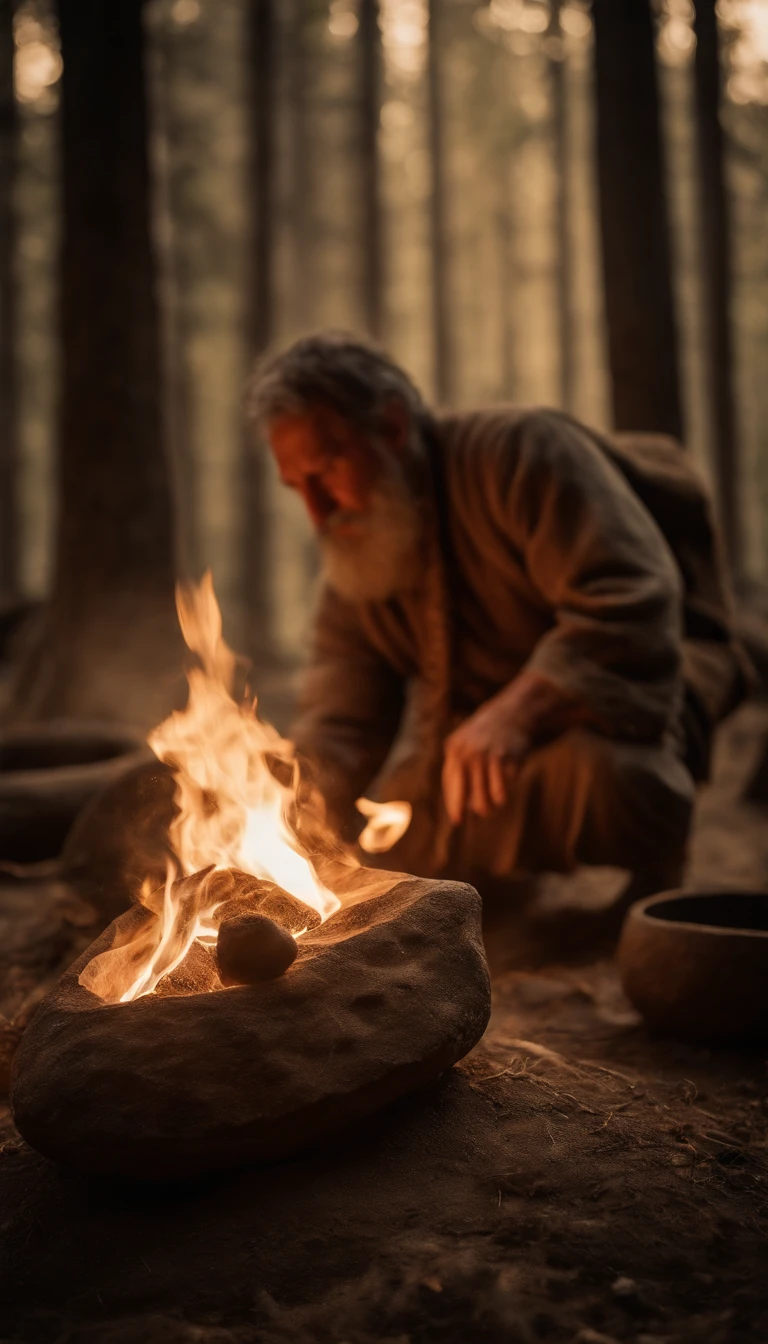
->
[291,584,404,835]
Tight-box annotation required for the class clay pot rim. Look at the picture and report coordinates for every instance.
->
[0,720,149,784]
[628,887,768,941]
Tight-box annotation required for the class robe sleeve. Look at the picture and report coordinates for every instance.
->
[290,584,404,827]
[487,410,684,740]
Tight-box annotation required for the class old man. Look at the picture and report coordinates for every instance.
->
[248,333,747,893]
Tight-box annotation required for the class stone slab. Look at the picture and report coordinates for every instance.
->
[11,875,490,1181]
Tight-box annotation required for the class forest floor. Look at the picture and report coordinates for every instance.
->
[0,700,767,1344]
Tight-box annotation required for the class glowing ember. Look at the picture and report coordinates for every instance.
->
[80,574,410,1004]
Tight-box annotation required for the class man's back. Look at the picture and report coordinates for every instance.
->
[430,406,747,737]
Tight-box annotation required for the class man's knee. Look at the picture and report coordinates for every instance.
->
[394,728,695,882]
[552,728,695,870]
[467,728,695,875]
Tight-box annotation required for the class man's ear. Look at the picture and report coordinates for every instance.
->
[380,398,410,460]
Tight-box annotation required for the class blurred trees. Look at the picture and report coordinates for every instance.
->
[359,0,383,338]
[146,0,248,648]
[4,0,768,682]
[720,3,768,577]
[151,0,202,582]
[12,0,180,724]
[427,0,450,403]
[0,0,17,603]
[548,0,573,411]
[242,0,275,655]
[593,0,683,440]
[693,0,738,566]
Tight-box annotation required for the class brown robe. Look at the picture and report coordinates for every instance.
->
[292,408,748,877]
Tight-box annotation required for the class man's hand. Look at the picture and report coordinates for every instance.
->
[442,696,532,825]
[441,670,586,826]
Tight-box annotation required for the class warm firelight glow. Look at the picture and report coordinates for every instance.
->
[356,797,412,854]
[149,574,340,924]
[80,574,410,1004]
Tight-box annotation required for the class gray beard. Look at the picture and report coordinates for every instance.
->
[320,471,422,604]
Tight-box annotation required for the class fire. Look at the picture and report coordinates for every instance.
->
[356,797,411,854]
[80,574,410,1004]
[148,573,341,923]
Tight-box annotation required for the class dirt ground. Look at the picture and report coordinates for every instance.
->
[0,702,767,1344]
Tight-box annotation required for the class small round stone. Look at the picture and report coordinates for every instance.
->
[216,914,298,987]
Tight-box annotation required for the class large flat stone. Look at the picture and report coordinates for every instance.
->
[11,875,490,1181]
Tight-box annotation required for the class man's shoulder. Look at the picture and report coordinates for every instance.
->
[432,406,584,492]
[434,404,528,447]
[432,406,519,487]
[433,405,579,456]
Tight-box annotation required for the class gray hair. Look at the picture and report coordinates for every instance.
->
[245,330,427,439]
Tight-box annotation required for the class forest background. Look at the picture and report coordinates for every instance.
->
[3,0,768,675]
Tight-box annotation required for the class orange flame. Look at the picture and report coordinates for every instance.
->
[80,574,410,1004]
[149,573,339,922]
[356,797,412,854]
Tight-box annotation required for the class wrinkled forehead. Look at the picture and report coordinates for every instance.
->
[270,405,381,486]
[268,407,356,470]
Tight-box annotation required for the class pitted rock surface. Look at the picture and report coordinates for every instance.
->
[11,876,490,1180]
[154,941,222,998]
[209,873,323,936]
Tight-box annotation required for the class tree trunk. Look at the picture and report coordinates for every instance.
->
[692,0,739,570]
[359,0,383,340]
[549,0,574,412]
[427,0,451,405]
[285,0,312,334]
[592,0,683,439]
[497,202,516,400]
[10,0,181,729]
[150,7,201,586]
[242,0,275,660]
[0,0,18,602]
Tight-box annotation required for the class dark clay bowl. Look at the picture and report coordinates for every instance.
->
[0,721,150,864]
[617,889,768,1043]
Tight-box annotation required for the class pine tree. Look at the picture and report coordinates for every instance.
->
[11,0,181,726]
[593,0,683,438]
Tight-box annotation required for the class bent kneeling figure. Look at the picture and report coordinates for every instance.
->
[246,333,750,897]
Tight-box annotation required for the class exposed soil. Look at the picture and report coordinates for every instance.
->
[0,703,767,1344]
